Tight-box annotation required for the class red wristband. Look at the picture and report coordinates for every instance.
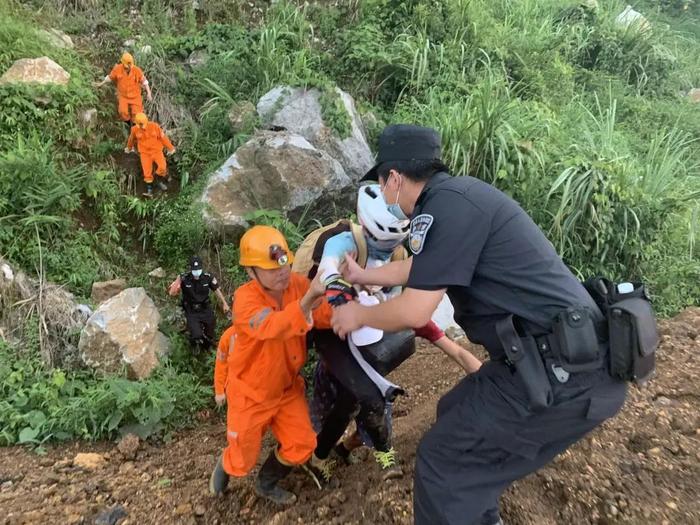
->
[414,320,444,343]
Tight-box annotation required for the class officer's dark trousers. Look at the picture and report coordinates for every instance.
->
[414,358,627,525]
[313,330,390,458]
[184,307,215,348]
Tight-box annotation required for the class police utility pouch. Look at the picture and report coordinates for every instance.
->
[608,291,658,384]
[496,315,553,411]
[583,277,659,385]
[551,307,601,373]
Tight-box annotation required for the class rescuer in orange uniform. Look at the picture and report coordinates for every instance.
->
[94,52,152,127]
[125,113,176,197]
[209,225,332,506]
[214,322,235,407]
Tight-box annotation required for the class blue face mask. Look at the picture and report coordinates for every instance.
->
[192,269,203,278]
[367,236,397,260]
[382,174,408,220]
[387,202,408,221]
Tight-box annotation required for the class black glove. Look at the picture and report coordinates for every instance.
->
[324,276,357,307]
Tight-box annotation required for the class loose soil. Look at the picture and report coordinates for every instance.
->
[1,309,698,525]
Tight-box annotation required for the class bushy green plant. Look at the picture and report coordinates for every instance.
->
[0,339,211,445]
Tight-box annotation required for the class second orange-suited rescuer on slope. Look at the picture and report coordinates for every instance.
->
[94,52,152,127]
[126,113,176,197]
[209,225,332,507]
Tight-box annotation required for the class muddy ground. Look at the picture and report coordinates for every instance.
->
[1,309,698,525]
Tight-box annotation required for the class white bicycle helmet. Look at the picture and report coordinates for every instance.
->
[357,184,410,250]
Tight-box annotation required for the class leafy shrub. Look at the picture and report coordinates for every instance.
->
[0,339,210,445]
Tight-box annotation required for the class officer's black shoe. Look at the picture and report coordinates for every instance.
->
[254,452,296,505]
[142,183,153,198]
[209,454,229,495]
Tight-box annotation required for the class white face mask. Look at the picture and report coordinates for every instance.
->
[192,269,203,278]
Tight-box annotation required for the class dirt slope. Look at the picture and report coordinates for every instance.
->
[1,309,698,525]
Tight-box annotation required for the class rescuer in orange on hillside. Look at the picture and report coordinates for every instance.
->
[94,52,152,127]
[214,320,236,407]
[208,225,332,507]
[125,112,175,197]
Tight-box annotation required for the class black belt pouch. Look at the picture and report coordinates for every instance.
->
[551,307,602,373]
[496,315,553,412]
[608,294,659,384]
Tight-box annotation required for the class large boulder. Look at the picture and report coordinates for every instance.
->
[91,278,127,305]
[257,86,373,181]
[37,28,74,49]
[0,57,70,86]
[201,131,352,234]
[79,288,169,379]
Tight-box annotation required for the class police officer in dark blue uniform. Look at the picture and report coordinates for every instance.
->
[331,124,627,525]
[168,256,231,352]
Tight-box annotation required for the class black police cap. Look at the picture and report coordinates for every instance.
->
[361,124,442,182]
[189,255,203,270]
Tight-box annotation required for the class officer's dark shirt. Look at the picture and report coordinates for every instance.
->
[406,173,601,360]
[180,272,219,311]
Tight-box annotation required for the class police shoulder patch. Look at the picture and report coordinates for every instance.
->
[409,214,434,255]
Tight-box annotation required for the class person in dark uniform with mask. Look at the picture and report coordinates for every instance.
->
[330,124,627,525]
[169,255,231,352]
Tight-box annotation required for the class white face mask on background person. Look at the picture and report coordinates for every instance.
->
[192,269,203,278]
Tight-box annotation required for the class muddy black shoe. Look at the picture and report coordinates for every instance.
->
[374,448,403,481]
[209,455,229,495]
[142,183,153,198]
[254,452,296,505]
[156,180,168,191]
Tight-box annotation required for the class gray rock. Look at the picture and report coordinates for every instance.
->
[37,28,74,49]
[227,101,257,133]
[79,288,169,379]
[689,88,700,103]
[257,86,373,181]
[148,267,166,279]
[94,504,128,525]
[91,279,127,305]
[80,108,98,129]
[201,131,352,235]
[185,49,209,69]
[0,57,70,86]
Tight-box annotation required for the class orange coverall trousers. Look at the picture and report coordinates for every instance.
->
[117,95,143,123]
[223,376,316,476]
[139,150,167,183]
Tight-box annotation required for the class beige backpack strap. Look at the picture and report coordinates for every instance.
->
[350,222,368,269]
[391,246,408,262]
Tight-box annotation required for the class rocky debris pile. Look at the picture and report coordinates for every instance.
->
[0,257,90,368]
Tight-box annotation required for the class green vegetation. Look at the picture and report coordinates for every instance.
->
[0,0,698,443]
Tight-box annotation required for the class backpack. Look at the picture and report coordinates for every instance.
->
[292,219,407,279]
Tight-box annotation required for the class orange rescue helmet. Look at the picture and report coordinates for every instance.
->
[120,52,134,66]
[239,225,294,270]
[134,112,148,126]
